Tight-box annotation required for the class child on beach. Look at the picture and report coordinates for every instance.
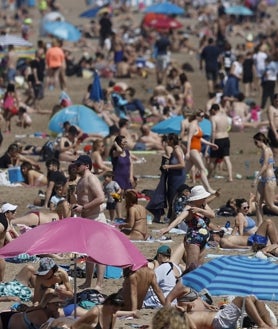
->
[103,171,121,221]
[17,107,32,128]
[250,101,261,123]
[2,83,19,133]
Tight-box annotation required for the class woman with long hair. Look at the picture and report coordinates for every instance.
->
[162,133,186,221]
[119,189,148,240]
[186,109,218,194]
[253,132,278,225]
[109,135,134,218]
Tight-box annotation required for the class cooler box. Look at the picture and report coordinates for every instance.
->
[104,266,122,279]
[8,167,24,183]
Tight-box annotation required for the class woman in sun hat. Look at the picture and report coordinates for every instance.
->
[160,185,215,272]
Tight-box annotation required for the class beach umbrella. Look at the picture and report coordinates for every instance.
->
[225,5,253,16]
[89,70,103,102]
[144,15,183,30]
[42,21,81,42]
[48,104,109,136]
[144,2,185,15]
[182,255,278,301]
[80,4,110,18]
[0,218,147,318]
[0,218,147,270]
[151,115,183,134]
[0,34,33,47]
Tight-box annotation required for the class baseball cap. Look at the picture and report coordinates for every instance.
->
[156,245,171,258]
[73,155,92,169]
[1,203,17,213]
[36,257,56,275]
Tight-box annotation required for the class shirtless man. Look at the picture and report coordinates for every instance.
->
[267,93,278,161]
[166,280,275,329]
[118,266,165,311]
[209,104,233,181]
[6,45,17,83]
[210,218,278,249]
[138,124,163,151]
[73,155,106,290]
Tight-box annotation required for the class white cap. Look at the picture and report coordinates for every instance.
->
[1,203,17,213]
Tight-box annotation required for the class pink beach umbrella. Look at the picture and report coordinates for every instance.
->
[0,217,147,271]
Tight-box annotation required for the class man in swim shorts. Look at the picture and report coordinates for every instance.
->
[209,104,233,182]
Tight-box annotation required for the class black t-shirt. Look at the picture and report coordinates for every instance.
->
[0,153,12,169]
[155,36,170,55]
[30,58,45,82]
[47,170,67,185]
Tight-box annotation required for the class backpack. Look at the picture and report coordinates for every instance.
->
[67,289,107,309]
[40,140,56,161]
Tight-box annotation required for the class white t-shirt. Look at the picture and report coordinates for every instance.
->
[143,262,182,308]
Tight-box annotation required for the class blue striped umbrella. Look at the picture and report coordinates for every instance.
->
[182,255,278,301]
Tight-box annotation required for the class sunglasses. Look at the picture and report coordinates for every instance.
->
[8,210,16,214]
[242,206,249,210]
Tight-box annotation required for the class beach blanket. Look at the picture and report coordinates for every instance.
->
[6,253,38,263]
[0,280,32,302]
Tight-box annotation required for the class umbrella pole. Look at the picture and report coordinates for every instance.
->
[74,254,77,319]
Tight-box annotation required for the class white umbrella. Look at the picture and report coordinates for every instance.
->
[0,35,33,47]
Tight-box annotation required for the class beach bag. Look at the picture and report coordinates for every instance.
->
[67,289,107,309]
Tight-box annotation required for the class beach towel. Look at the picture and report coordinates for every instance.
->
[0,280,32,302]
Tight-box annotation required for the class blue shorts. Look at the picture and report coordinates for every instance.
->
[63,304,76,316]
[247,234,268,247]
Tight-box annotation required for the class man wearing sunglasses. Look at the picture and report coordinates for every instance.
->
[0,203,19,281]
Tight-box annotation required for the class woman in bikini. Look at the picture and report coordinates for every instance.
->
[0,294,62,329]
[231,198,258,236]
[20,161,47,187]
[57,125,79,162]
[119,189,148,240]
[71,293,125,329]
[11,211,60,227]
[253,132,278,226]
[186,109,218,194]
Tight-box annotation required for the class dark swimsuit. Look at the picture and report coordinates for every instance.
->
[23,311,41,329]
[0,311,17,328]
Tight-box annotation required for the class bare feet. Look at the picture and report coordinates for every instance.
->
[94,285,102,292]
[78,281,91,290]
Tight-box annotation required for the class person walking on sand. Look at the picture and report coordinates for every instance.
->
[267,93,278,161]
[186,110,218,194]
[208,103,233,182]
[253,132,278,226]
[72,155,106,291]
